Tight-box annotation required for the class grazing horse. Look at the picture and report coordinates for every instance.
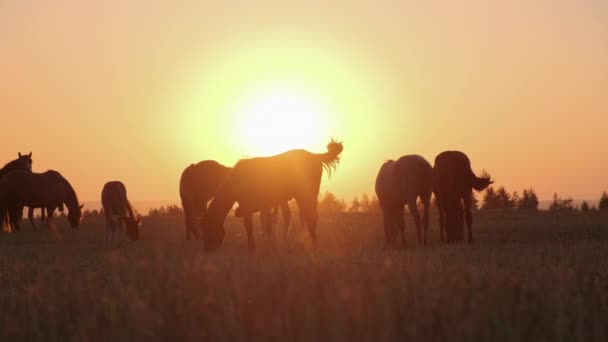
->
[179,161,232,240]
[180,160,290,241]
[433,151,493,243]
[202,139,343,253]
[102,181,141,243]
[0,170,83,231]
[375,155,432,247]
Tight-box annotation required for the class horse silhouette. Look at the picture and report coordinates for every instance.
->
[102,181,141,243]
[180,161,232,240]
[0,170,83,231]
[375,155,432,247]
[180,160,289,241]
[202,139,343,253]
[0,152,32,178]
[433,151,493,243]
[0,153,33,231]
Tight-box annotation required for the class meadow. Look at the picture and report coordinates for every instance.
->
[1,210,607,341]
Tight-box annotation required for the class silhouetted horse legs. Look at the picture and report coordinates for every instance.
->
[105,211,116,244]
[420,194,431,245]
[244,215,255,254]
[296,196,318,246]
[407,195,434,246]
[9,205,22,232]
[435,197,446,243]
[463,193,474,244]
[27,207,37,230]
[183,201,200,241]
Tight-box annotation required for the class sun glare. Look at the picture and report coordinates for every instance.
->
[234,86,326,156]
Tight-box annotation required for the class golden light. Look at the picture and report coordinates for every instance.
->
[233,84,328,156]
[172,32,391,177]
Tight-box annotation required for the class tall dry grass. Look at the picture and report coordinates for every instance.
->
[1,210,607,341]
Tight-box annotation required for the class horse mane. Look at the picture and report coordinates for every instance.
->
[54,172,80,210]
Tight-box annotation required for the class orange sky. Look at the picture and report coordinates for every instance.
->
[1,0,607,202]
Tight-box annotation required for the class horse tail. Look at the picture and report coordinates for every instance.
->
[470,169,493,191]
[316,139,344,176]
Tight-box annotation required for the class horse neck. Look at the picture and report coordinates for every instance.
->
[208,191,235,223]
[62,180,79,211]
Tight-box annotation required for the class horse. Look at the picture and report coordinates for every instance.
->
[432,151,493,243]
[375,155,432,247]
[180,160,290,241]
[202,139,343,253]
[0,153,33,231]
[102,181,141,243]
[0,170,84,231]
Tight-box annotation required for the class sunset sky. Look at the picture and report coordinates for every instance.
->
[1,0,607,203]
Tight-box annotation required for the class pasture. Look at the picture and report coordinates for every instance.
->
[1,210,607,341]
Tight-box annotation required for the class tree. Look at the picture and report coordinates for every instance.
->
[581,201,590,212]
[471,192,479,210]
[599,192,608,211]
[518,188,539,210]
[482,186,500,209]
[549,193,576,212]
[318,191,346,214]
[496,187,515,209]
[349,196,361,213]
[482,186,514,209]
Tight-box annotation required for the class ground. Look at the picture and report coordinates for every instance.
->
[1,210,607,341]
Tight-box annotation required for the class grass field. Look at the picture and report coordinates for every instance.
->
[1,210,607,341]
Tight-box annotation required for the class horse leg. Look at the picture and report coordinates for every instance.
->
[262,208,273,238]
[421,195,431,246]
[28,207,36,231]
[244,214,255,254]
[408,200,422,246]
[396,206,406,248]
[436,197,445,243]
[280,202,291,238]
[463,193,474,244]
[381,208,393,247]
[105,211,113,244]
[41,208,47,229]
[296,197,318,247]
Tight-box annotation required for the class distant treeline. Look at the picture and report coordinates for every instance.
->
[81,190,608,218]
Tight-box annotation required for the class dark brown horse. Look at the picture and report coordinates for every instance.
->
[1,153,33,231]
[0,170,83,231]
[375,155,432,247]
[433,151,492,243]
[179,160,232,240]
[180,160,290,241]
[102,181,141,243]
[202,139,343,253]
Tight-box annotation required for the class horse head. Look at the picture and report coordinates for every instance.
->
[125,215,142,241]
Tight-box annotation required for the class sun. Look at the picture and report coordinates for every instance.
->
[233,85,328,156]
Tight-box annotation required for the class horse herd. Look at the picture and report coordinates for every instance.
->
[0,140,493,252]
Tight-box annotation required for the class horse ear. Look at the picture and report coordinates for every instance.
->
[28,152,32,157]
[136,218,142,226]
[79,204,85,209]
[18,152,22,157]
